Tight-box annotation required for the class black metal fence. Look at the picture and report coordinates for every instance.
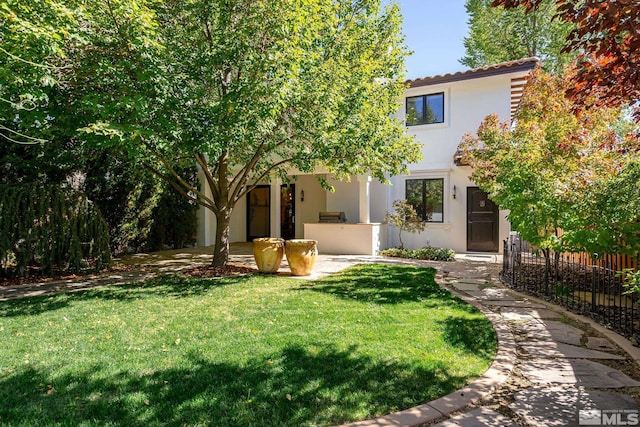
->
[501,235,640,342]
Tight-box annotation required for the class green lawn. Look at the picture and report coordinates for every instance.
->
[0,264,496,427]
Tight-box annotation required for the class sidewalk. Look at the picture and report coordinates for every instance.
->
[1,247,639,426]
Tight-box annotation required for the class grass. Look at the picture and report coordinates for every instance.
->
[0,264,496,426]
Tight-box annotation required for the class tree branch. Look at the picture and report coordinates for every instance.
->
[151,151,215,207]
[229,141,265,199]
[233,157,297,203]
[144,164,216,212]
[194,152,221,201]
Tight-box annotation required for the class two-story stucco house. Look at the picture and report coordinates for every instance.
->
[196,57,539,255]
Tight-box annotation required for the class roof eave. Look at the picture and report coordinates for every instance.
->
[406,57,539,89]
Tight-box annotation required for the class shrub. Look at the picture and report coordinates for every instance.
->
[384,199,426,249]
[621,269,640,295]
[83,157,198,255]
[0,184,110,277]
[380,246,455,261]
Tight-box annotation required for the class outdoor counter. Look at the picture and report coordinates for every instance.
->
[303,222,386,255]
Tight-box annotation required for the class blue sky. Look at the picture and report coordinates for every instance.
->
[393,0,469,80]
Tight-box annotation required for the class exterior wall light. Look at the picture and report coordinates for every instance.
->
[300,190,305,202]
[452,185,457,199]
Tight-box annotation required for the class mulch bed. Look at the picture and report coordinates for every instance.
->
[182,263,256,278]
[1,262,257,289]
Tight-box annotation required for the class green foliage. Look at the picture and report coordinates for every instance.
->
[380,247,456,262]
[82,155,198,255]
[460,70,640,257]
[0,0,80,145]
[462,0,574,74]
[384,199,427,249]
[0,183,110,277]
[0,138,198,258]
[0,264,494,425]
[65,0,420,266]
[495,0,640,121]
[620,269,640,295]
[570,158,640,256]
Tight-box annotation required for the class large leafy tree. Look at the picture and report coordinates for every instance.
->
[0,0,79,145]
[494,0,640,120]
[1,1,199,257]
[462,0,574,74]
[460,70,640,260]
[67,0,420,267]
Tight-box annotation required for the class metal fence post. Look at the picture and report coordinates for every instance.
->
[511,241,517,288]
[592,253,599,312]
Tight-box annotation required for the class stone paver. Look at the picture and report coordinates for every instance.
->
[586,337,618,352]
[450,283,481,292]
[481,300,546,308]
[519,359,640,387]
[512,319,585,345]
[465,290,516,301]
[539,319,584,346]
[510,386,638,427]
[519,341,624,359]
[433,408,517,427]
[501,306,563,320]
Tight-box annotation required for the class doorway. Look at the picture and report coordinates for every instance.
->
[467,187,499,252]
[280,184,296,240]
[247,185,270,241]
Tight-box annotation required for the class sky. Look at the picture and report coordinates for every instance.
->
[393,1,470,80]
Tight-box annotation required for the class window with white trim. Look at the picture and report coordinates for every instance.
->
[406,178,444,222]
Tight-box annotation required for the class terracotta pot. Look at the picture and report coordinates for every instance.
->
[285,239,318,276]
[252,238,284,273]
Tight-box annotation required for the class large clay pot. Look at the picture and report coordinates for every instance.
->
[285,239,318,276]
[253,238,285,273]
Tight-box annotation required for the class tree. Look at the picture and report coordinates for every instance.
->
[0,0,79,145]
[1,0,200,266]
[68,0,421,267]
[462,0,574,74]
[460,70,639,264]
[493,0,640,120]
[384,199,427,249]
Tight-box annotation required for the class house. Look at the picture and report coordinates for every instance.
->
[196,57,539,255]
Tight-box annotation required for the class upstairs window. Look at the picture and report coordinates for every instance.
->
[406,178,444,222]
[406,92,444,126]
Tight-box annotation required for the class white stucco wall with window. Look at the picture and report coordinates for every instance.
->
[380,58,538,253]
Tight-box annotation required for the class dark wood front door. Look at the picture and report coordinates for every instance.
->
[467,187,499,252]
[247,185,270,241]
[280,184,295,240]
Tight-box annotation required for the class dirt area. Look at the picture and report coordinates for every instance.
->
[182,263,257,278]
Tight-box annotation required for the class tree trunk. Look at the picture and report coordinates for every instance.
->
[212,210,232,267]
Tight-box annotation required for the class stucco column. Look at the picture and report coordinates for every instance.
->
[196,167,215,246]
[270,178,282,238]
[357,174,371,224]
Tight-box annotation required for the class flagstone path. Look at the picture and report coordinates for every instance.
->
[427,257,640,427]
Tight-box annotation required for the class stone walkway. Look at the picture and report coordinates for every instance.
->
[1,247,640,426]
[430,256,640,427]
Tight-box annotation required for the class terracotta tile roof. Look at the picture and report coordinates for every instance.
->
[405,57,540,88]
